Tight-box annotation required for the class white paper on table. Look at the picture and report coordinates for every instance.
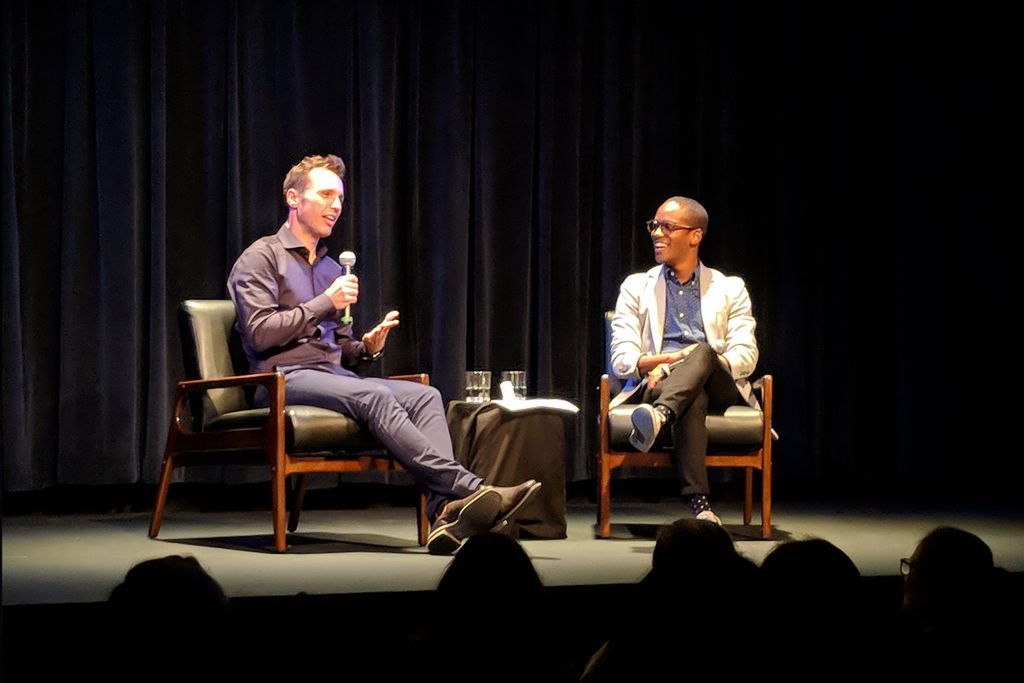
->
[491,398,580,414]
[499,380,518,401]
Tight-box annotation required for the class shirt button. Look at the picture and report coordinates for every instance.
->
[678,312,685,319]
[678,290,684,295]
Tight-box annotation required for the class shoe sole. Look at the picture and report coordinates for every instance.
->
[629,406,659,452]
[426,488,502,555]
[425,528,460,555]
[490,480,542,530]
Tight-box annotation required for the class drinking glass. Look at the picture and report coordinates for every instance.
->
[465,370,491,403]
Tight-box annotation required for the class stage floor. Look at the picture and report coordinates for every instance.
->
[4,498,1023,606]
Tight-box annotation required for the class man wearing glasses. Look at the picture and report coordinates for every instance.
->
[228,153,539,554]
[608,196,759,524]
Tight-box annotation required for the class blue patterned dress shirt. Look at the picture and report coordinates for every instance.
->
[661,266,706,353]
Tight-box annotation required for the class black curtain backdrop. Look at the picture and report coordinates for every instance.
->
[3,1,1019,497]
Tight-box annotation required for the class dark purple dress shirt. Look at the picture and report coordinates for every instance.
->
[228,223,371,375]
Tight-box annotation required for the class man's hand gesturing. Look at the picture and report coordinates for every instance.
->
[362,310,400,354]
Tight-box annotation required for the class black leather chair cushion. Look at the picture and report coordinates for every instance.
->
[206,405,381,453]
[608,405,764,451]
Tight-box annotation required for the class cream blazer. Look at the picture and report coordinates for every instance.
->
[609,262,759,408]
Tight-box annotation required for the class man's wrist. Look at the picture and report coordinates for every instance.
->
[361,348,384,362]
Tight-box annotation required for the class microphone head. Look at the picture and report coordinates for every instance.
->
[338,251,356,268]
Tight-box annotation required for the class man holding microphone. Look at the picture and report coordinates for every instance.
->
[228,154,538,554]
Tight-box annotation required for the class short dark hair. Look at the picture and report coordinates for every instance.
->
[664,195,709,235]
[282,154,346,199]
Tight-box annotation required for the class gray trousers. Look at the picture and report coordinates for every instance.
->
[277,365,482,520]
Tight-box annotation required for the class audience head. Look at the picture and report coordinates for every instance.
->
[651,517,740,581]
[761,538,860,593]
[436,532,543,601]
[109,554,229,617]
[902,526,995,629]
[107,555,231,678]
[760,538,864,663]
[431,534,563,680]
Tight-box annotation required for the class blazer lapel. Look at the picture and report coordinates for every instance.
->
[646,266,666,353]
[698,262,723,351]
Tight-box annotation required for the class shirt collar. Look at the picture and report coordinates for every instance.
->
[664,264,700,287]
[277,222,328,259]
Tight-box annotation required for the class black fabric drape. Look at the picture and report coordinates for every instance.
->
[3,1,1019,495]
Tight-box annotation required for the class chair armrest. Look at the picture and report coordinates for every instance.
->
[177,372,283,393]
[755,374,774,443]
[171,372,285,436]
[387,373,431,385]
[598,374,611,456]
[754,374,773,404]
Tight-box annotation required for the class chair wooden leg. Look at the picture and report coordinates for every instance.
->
[743,467,753,525]
[288,474,308,532]
[761,461,772,539]
[597,456,612,538]
[272,467,287,552]
[149,452,176,539]
[417,493,429,546]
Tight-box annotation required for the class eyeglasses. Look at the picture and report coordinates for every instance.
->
[645,219,702,235]
[899,558,913,576]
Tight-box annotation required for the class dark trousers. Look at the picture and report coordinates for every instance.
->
[273,365,483,520]
[641,343,742,496]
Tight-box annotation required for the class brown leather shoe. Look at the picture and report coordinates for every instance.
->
[426,488,502,555]
[481,480,542,529]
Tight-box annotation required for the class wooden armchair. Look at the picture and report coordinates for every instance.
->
[597,313,774,538]
[148,300,429,552]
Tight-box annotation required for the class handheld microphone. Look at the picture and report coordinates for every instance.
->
[338,251,356,325]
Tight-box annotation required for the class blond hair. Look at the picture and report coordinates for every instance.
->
[282,154,346,199]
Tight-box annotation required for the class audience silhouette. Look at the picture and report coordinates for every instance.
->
[87,525,1021,680]
[897,526,1020,676]
[760,538,866,676]
[106,555,232,680]
[424,533,571,681]
[581,518,759,681]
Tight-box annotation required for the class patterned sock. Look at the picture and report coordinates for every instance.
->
[654,404,674,424]
[687,493,712,516]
